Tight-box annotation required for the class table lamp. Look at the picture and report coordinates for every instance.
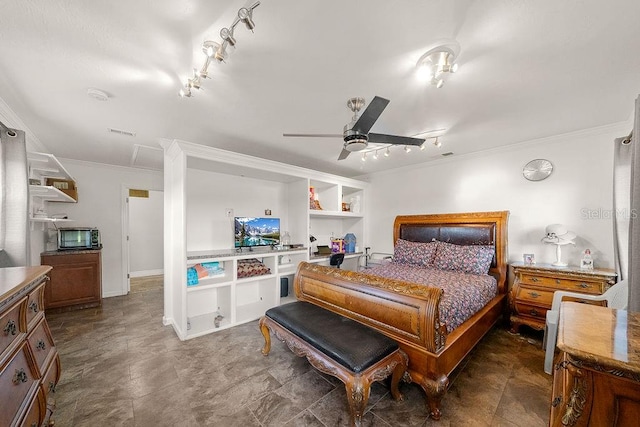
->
[542,224,576,267]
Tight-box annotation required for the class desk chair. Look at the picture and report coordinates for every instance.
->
[330,253,345,269]
[543,279,628,374]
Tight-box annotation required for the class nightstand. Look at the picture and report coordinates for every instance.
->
[509,262,617,333]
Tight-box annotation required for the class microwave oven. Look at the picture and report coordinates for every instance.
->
[57,228,101,250]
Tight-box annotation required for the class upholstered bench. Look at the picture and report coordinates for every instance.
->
[259,301,407,427]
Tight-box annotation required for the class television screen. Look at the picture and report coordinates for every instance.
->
[234,217,280,248]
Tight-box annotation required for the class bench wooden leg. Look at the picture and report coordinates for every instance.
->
[345,378,369,427]
[389,353,407,402]
[259,316,271,355]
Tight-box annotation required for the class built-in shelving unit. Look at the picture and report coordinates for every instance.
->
[184,248,307,339]
[27,152,77,227]
[163,140,368,340]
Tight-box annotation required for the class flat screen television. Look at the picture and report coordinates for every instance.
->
[234,217,280,248]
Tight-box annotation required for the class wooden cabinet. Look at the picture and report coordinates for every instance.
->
[509,263,616,333]
[550,303,640,426]
[40,250,102,311]
[0,266,61,427]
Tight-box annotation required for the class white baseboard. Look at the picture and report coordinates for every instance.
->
[130,269,164,278]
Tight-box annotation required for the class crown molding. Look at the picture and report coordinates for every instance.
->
[0,96,48,152]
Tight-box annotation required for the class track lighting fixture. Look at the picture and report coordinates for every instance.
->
[238,7,256,31]
[373,150,379,160]
[178,1,260,97]
[384,147,390,157]
[361,152,367,162]
[433,137,442,148]
[404,146,411,153]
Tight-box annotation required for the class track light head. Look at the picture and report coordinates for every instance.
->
[238,8,255,31]
[220,27,237,46]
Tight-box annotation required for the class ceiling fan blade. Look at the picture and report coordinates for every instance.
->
[282,133,342,138]
[338,148,351,160]
[368,133,425,146]
[352,96,389,134]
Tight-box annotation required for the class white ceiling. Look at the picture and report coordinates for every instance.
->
[1,0,639,178]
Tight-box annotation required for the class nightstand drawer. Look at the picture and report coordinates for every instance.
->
[515,287,554,305]
[520,274,603,294]
[514,302,547,320]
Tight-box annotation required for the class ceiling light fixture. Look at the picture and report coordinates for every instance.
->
[384,147,390,157]
[361,152,367,162]
[87,88,109,101]
[433,137,442,148]
[179,1,260,98]
[416,40,460,88]
[404,146,411,153]
[373,150,379,160]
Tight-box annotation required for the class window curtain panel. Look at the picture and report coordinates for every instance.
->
[628,95,640,312]
[613,136,631,281]
[0,122,29,267]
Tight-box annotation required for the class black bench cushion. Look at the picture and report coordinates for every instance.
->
[265,301,398,373]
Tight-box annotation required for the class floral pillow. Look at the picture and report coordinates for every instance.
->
[392,239,437,267]
[433,241,495,275]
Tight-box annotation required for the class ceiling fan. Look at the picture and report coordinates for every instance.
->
[283,96,426,160]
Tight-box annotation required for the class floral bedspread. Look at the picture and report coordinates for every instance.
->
[363,263,497,333]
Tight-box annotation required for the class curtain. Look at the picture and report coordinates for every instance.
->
[0,122,30,267]
[628,95,640,312]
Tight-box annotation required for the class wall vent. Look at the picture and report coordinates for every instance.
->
[441,152,454,157]
[108,128,136,137]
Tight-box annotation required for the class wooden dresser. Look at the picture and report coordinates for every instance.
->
[40,250,102,311]
[550,303,640,426]
[509,262,616,333]
[0,266,61,426]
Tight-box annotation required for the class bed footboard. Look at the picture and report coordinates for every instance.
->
[294,262,446,353]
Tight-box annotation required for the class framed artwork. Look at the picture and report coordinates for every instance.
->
[523,253,535,265]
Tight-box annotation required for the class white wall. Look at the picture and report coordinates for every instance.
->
[41,160,163,297]
[186,168,288,251]
[129,189,163,275]
[363,123,631,269]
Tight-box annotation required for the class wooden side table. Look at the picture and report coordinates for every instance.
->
[549,303,640,426]
[509,262,616,333]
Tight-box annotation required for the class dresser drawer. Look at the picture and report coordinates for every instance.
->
[27,317,56,377]
[1,297,27,364]
[20,386,45,427]
[520,274,603,294]
[25,282,45,330]
[41,353,61,401]
[0,341,40,427]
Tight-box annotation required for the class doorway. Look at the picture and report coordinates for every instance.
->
[122,188,163,294]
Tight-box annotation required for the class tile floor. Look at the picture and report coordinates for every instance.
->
[46,276,553,426]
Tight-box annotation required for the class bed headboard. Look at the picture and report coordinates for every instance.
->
[393,211,509,293]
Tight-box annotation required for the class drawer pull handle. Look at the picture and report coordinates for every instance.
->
[48,381,56,393]
[552,396,562,407]
[556,279,561,284]
[3,319,17,336]
[529,308,539,316]
[530,277,540,282]
[13,368,28,384]
[37,339,46,351]
[528,291,541,298]
[29,301,39,313]
[578,283,590,289]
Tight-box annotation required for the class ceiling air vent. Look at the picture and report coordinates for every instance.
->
[108,128,136,137]
[441,152,454,157]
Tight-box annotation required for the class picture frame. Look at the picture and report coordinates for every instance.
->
[523,253,535,265]
[580,248,594,270]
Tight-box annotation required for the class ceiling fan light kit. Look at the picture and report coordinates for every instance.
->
[178,1,260,98]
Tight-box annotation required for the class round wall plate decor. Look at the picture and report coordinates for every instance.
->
[523,159,553,181]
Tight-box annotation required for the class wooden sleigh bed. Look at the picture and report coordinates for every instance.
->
[292,211,509,419]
